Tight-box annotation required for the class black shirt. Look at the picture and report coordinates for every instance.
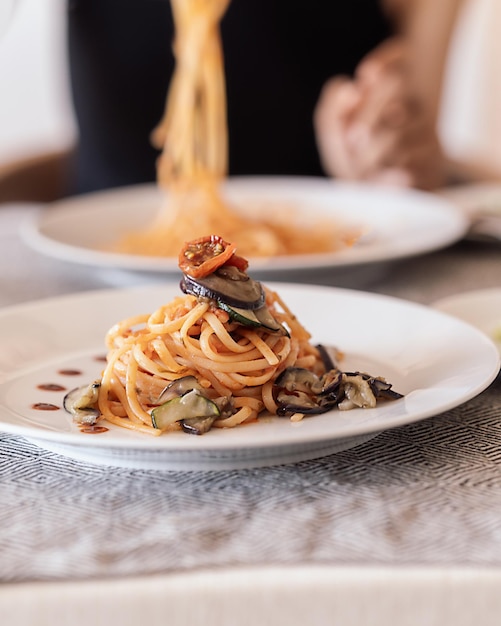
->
[67,0,393,193]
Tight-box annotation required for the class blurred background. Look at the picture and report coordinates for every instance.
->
[0,0,500,175]
[0,0,75,167]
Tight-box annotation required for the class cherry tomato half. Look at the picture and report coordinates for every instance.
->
[224,253,249,272]
[178,235,238,278]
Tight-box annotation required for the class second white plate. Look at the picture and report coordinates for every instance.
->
[22,177,468,280]
[433,288,501,355]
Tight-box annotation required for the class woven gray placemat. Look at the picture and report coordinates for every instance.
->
[1,374,500,584]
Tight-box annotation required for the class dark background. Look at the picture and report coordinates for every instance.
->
[67,0,393,193]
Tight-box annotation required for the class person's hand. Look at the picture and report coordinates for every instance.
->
[313,38,448,190]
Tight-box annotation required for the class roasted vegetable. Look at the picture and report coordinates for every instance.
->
[181,266,264,309]
[217,301,286,334]
[157,375,205,403]
[178,235,237,278]
[273,362,402,417]
[63,381,101,425]
[151,389,220,433]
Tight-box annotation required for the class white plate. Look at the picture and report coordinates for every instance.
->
[21,177,468,281]
[433,288,501,356]
[0,283,498,470]
[440,183,501,242]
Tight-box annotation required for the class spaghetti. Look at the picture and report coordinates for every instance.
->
[110,0,357,259]
[64,235,403,436]
[97,287,321,436]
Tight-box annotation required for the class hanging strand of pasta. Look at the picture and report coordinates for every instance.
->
[152,0,230,188]
[109,0,357,259]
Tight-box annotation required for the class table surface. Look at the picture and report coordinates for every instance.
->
[1,202,501,624]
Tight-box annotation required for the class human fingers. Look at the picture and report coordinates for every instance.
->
[368,167,414,188]
[356,119,447,189]
[340,92,414,180]
[370,154,447,191]
[356,37,406,87]
[314,77,363,179]
[339,107,423,181]
[346,69,413,148]
[387,137,448,190]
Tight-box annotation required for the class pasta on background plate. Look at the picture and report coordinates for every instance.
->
[110,0,357,258]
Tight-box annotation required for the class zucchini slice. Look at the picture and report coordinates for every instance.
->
[218,302,261,327]
[218,301,286,334]
[151,389,220,431]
